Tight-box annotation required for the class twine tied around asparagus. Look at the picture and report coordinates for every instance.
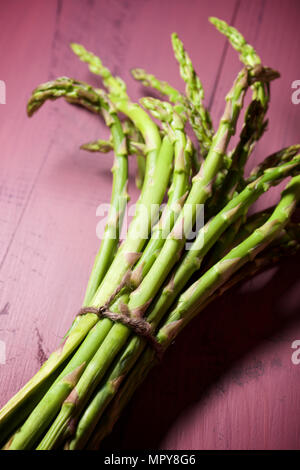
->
[77,306,164,360]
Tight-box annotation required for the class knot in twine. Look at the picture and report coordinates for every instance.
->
[77,306,164,361]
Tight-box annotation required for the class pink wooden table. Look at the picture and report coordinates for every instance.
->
[0,0,300,450]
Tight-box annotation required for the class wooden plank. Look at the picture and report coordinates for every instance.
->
[0,0,58,264]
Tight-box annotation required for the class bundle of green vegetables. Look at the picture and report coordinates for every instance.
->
[0,17,299,450]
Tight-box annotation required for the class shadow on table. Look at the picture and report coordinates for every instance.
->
[100,252,300,449]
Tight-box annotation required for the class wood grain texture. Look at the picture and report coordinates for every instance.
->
[0,0,299,450]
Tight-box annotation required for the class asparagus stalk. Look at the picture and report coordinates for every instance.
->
[245,144,300,185]
[130,98,192,286]
[207,99,267,215]
[1,363,87,450]
[65,330,145,449]
[205,145,300,266]
[171,33,214,156]
[207,17,278,213]
[206,149,298,262]
[126,123,146,190]
[81,95,129,305]
[207,149,298,265]
[209,17,269,112]
[121,118,146,190]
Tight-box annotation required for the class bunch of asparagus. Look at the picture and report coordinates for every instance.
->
[1,17,299,450]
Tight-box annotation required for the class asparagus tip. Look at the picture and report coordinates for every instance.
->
[70,42,83,56]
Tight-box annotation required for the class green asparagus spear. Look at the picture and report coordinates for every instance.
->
[1,20,298,452]
[130,98,192,286]
[206,145,300,265]
[207,17,279,213]
[171,33,213,156]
